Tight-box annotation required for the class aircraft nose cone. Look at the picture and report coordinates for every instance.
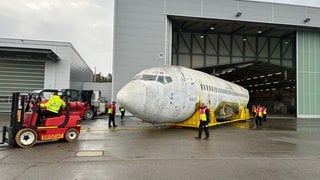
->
[117,81,146,115]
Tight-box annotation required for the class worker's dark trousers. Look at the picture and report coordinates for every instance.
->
[108,114,116,127]
[120,111,125,119]
[263,115,267,121]
[250,112,256,128]
[255,116,262,127]
[198,121,209,138]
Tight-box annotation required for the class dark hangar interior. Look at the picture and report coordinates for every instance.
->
[170,16,303,115]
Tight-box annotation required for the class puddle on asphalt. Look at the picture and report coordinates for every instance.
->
[221,118,320,132]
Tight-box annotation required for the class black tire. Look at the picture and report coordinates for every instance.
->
[15,128,38,148]
[65,128,79,142]
[83,109,94,120]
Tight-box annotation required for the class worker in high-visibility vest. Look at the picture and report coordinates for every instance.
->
[40,91,66,118]
[195,103,210,140]
[119,105,125,120]
[251,105,257,128]
[252,105,257,118]
[255,105,263,127]
[108,101,117,128]
[262,106,267,121]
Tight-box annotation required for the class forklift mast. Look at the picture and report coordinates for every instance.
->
[1,92,25,147]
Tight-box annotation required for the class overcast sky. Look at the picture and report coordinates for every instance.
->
[0,0,319,77]
[0,0,114,76]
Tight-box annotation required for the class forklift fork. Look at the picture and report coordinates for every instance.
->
[0,126,5,144]
[0,126,14,147]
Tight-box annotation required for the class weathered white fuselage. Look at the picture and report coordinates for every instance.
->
[117,66,249,124]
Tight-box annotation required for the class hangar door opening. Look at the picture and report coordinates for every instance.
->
[0,59,45,112]
[170,16,296,116]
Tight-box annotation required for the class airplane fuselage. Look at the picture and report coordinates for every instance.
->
[117,66,249,124]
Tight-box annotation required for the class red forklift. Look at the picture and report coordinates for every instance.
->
[0,90,81,148]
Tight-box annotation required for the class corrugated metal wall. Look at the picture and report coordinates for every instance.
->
[0,59,44,112]
[113,0,166,101]
[297,31,320,118]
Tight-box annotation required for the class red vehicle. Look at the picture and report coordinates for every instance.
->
[1,90,81,148]
[61,89,97,120]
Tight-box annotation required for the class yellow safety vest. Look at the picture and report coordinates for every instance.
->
[41,95,66,113]
[200,108,207,121]
[108,108,113,114]
[263,109,267,115]
[257,108,263,117]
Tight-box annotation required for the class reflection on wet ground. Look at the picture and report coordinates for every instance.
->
[1,113,320,179]
[1,112,320,132]
[225,116,320,132]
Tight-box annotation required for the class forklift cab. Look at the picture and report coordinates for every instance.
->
[24,89,64,125]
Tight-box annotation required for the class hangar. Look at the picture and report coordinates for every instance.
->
[0,38,93,112]
[113,0,320,118]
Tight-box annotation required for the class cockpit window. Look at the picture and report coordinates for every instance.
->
[133,74,141,80]
[165,76,172,83]
[157,76,173,84]
[140,74,157,81]
[157,76,164,83]
[135,73,173,85]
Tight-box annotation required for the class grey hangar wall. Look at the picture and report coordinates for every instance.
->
[114,0,320,118]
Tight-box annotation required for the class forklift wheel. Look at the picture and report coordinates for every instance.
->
[15,128,38,148]
[65,128,79,142]
[83,109,94,120]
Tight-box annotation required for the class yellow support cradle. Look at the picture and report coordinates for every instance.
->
[167,108,249,128]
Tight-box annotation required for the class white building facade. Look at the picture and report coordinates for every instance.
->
[0,38,93,112]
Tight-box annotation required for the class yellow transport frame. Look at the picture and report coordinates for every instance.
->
[166,108,250,128]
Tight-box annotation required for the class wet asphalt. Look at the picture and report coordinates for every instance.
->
[1,113,320,180]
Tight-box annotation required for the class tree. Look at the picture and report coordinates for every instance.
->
[95,73,112,82]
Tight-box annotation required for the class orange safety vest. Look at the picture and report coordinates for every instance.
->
[252,106,256,113]
[263,108,267,115]
[200,107,208,121]
[108,103,115,114]
[257,107,263,117]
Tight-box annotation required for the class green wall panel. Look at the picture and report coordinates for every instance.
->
[297,31,320,117]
